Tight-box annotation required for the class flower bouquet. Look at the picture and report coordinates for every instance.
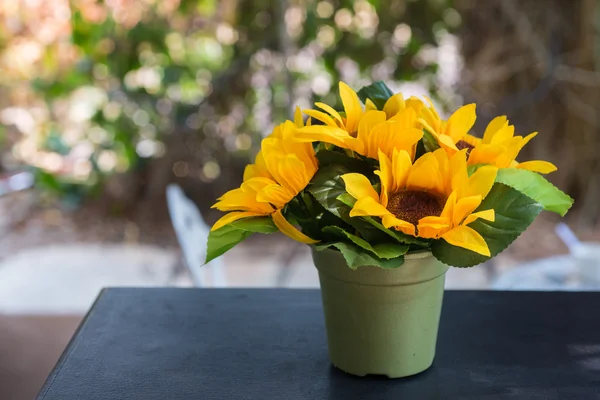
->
[206,81,573,378]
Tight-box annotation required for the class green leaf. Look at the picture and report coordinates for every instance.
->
[230,216,278,233]
[495,168,573,216]
[286,191,354,241]
[308,165,352,220]
[315,149,373,175]
[414,138,427,160]
[336,192,356,207]
[431,183,543,268]
[372,243,410,259]
[322,226,408,259]
[357,81,393,109]
[314,242,405,269]
[205,217,277,263]
[206,226,252,264]
[308,165,386,242]
[421,129,440,153]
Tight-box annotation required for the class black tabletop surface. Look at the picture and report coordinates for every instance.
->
[37,289,600,400]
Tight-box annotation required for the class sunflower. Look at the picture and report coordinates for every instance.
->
[211,116,318,244]
[466,116,557,174]
[296,82,424,160]
[341,148,498,256]
[418,97,477,154]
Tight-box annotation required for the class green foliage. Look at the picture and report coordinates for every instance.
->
[314,242,405,269]
[308,163,388,243]
[431,183,543,267]
[421,130,441,153]
[495,169,574,216]
[205,217,277,263]
[284,190,352,241]
[357,81,394,109]
[9,0,456,202]
[322,226,409,259]
[315,149,374,175]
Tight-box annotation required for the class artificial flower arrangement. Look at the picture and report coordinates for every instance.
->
[204,81,573,378]
[206,81,573,269]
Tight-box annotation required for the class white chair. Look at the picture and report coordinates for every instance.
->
[166,184,227,287]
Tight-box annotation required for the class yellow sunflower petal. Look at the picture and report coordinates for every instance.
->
[365,120,394,159]
[389,107,417,128]
[295,125,353,149]
[341,173,379,202]
[391,148,412,191]
[449,148,468,195]
[468,144,506,166]
[382,214,416,236]
[453,195,482,226]
[438,191,456,224]
[389,127,423,160]
[446,104,476,142]
[315,102,344,126]
[272,210,319,244]
[243,163,269,181]
[365,98,378,111]
[294,106,304,127]
[406,151,444,194]
[375,149,392,207]
[213,187,273,213]
[417,216,451,239]
[438,134,459,152]
[303,109,338,127]
[467,165,497,198]
[423,96,441,121]
[211,211,265,231]
[418,118,439,139]
[432,147,451,194]
[349,197,390,217]
[441,225,491,256]
[256,184,294,209]
[494,134,536,168]
[489,123,515,145]
[405,96,424,113]
[516,160,558,174]
[243,152,272,181]
[463,209,495,226]
[357,110,387,152]
[419,215,449,225]
[241,176,276,193]
[482,116,508,144]
[339,81,363,133]
[278,154,309,194]
[383,93,405,119]
[516,131,538,150]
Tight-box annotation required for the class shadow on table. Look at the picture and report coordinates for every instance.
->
[327,364,442,399]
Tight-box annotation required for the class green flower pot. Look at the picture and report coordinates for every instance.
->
[313,249,449,378]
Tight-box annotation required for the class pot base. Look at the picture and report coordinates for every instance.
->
[332,358,434,379]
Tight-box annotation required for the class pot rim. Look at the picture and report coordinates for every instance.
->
[313,248,448,286]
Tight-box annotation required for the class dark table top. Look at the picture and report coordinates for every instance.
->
[37,289,600,400]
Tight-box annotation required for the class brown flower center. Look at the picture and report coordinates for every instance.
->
[387,190,445,226]
[456,140,475,156]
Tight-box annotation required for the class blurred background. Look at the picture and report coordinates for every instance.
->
[0,0,599,398]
